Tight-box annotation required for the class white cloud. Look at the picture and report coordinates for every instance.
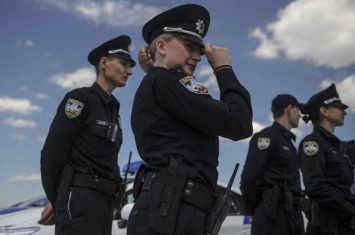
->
[34,0,163,27]
[11,134,26,141]
[320,75,355,113]
[0,96,41,114]
[16,40,35,48]
[250,0,355,69]
[50,67,96,89]
[4,118,37,128]
[37,136,47,143]
[8,172,41,183]
[36,92,50,99]
[239,121,268,144]
[197,65,219,91]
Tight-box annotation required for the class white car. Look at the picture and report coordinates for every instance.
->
[0,162,252,235]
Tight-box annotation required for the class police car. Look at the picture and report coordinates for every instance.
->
[0,161,251,235]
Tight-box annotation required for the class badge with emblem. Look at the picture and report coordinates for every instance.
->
[303,141,319,156]
[195,19,205,34]
[179,76,209,95]
[65,98,84,118]
[257,137,270,150]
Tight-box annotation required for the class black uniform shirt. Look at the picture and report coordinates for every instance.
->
[41,82,122,207]
[241,121,302,213]
[299,125,355,218]
[131,66,253,188]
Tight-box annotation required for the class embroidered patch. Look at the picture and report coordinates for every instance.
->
[65,98,84,118]
[179,76,209,95]
[257,137,270,150]
[303,141,319,156]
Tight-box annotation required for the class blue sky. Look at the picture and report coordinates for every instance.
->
[1,0,355,207]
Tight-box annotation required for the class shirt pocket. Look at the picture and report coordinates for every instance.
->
[325,149,352,183]
[88,121,121,155]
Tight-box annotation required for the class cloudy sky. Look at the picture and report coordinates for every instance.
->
[1,0,355,207]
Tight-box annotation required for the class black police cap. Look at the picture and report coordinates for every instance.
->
[88,35,136,67]
[271,94,304,113]
[142,4,210,47]
[301,83,348,114]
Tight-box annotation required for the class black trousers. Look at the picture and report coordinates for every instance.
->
[55,187,113,235]
[306,220,355,235]
[251,202,305,235]
[127,191,207,235]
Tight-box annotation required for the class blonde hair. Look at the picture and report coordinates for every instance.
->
[138,33,174,73]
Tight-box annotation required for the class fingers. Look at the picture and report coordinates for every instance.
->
[38,203,55,225]
[203,42,231,70]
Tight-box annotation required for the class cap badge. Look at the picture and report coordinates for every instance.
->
[303,141,319,156]
[127,44,132,53]
[195,19,205,34]
[65,98,84,118]
[257,137,270,150]
[324,97,341,104]
[179,76,209,95]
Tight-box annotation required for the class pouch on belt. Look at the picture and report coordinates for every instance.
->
[149,156,188,235]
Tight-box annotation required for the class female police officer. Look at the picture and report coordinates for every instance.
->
[299,83,355,235]
[128,4,253,235]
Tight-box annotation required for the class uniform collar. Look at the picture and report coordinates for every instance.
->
[314,125,341,147]
[272,121,296,141]
[92,82,119,107]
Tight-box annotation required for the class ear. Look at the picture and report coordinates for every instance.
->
[286,105,293,115]
[99,56,109,68]
[156,39,166,56]
[319,106,329,117]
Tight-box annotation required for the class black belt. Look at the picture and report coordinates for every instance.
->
[72,173,119,196]
[142,172,216,213]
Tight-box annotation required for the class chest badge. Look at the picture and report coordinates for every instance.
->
[303,141,319,156]
[179,76,209,95]
[257,137,270,150]
[65,98,84,118]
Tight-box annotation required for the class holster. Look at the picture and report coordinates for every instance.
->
[57,163,74,210]
[133,164,147,199]
[262,185,281,219]
[301,198,311,221]
[149,156,188,235]
[284,191,294,212]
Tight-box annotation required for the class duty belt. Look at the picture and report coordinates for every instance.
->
[72,173,120,196]
[142,172,216,213]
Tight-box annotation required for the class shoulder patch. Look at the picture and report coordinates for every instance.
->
[257,137,270,150]
[65,98,84,118]
[303,141,319,156]
[179,76,209,95]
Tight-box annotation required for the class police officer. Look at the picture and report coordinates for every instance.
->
[241,94,305,235]
[128,4,253,235]
[298,83,355,235]
[40,35,135,234]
